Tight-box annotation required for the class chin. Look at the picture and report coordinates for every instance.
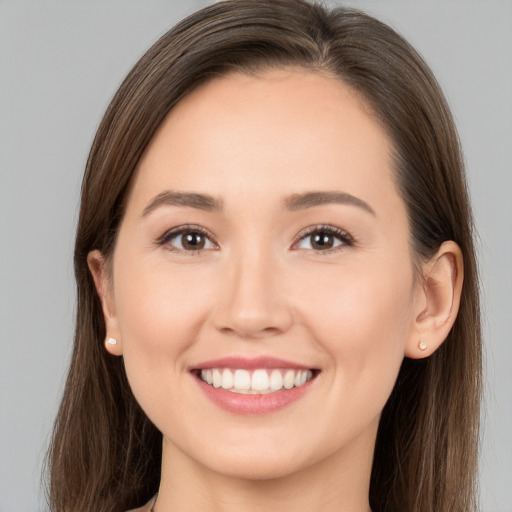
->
[201,449,309,481]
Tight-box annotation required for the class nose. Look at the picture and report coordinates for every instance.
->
[212,250,293,339]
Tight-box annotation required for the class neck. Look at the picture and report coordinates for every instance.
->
[154,425,376,512]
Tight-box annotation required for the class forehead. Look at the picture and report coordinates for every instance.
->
[129,69,401,218]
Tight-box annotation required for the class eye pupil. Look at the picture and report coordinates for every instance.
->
[183,232,205,250]
[311,233,334,250]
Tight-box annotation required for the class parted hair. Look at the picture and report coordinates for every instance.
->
[46,1,481,511]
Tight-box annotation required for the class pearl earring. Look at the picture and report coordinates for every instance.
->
[418,340,427,351]
[106,337,118,346]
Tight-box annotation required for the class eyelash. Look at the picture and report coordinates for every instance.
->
[157,224,218,255]
[157,224,355,255]
[292,225,355,254]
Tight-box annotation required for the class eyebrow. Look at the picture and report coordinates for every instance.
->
[284,191,375,215]
[142,189,375,217]
[142,190,223,217]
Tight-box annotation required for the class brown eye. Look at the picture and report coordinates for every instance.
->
[310,233,336,250]
[182,232,206,250]
[164,228,216,252]
[295,226,352,252]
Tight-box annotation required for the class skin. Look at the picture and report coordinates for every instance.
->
[89,69,463,512]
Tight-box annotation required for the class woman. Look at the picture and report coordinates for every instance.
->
[46,1,482,511]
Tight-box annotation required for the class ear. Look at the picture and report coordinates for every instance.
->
[87,250,123,356]
[405,241,464,359]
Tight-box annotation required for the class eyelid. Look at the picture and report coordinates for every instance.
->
[291,224,355,252]
[156,223,354,254]
[157,224,219,253]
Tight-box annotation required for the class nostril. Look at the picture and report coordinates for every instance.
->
[213,304,294,339]
[218,325,282,339]
[211,273,294,337]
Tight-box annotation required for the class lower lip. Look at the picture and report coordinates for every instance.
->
[193,374,315,415]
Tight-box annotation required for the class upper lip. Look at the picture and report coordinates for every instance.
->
[190,356,314,371]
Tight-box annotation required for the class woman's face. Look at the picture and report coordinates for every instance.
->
[99,70,425,479]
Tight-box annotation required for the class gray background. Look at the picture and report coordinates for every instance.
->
[0,1,510,510]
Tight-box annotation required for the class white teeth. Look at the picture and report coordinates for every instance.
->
[269,369,283,390]
[199,368,314,393]
[233,369,251,390]
[251,369,270,391]
[201,369,213,385]
[221,368,233,389]
[283,370,295,389]
[212,369,222,388]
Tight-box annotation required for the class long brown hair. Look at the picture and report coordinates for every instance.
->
[46,1,481,511]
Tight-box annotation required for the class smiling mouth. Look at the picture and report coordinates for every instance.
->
[195,368,316,394]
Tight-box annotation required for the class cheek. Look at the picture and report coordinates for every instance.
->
[298,256,414,341]
[295,258,414,410]
[112,256,218,429]
[113,256,215,373]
